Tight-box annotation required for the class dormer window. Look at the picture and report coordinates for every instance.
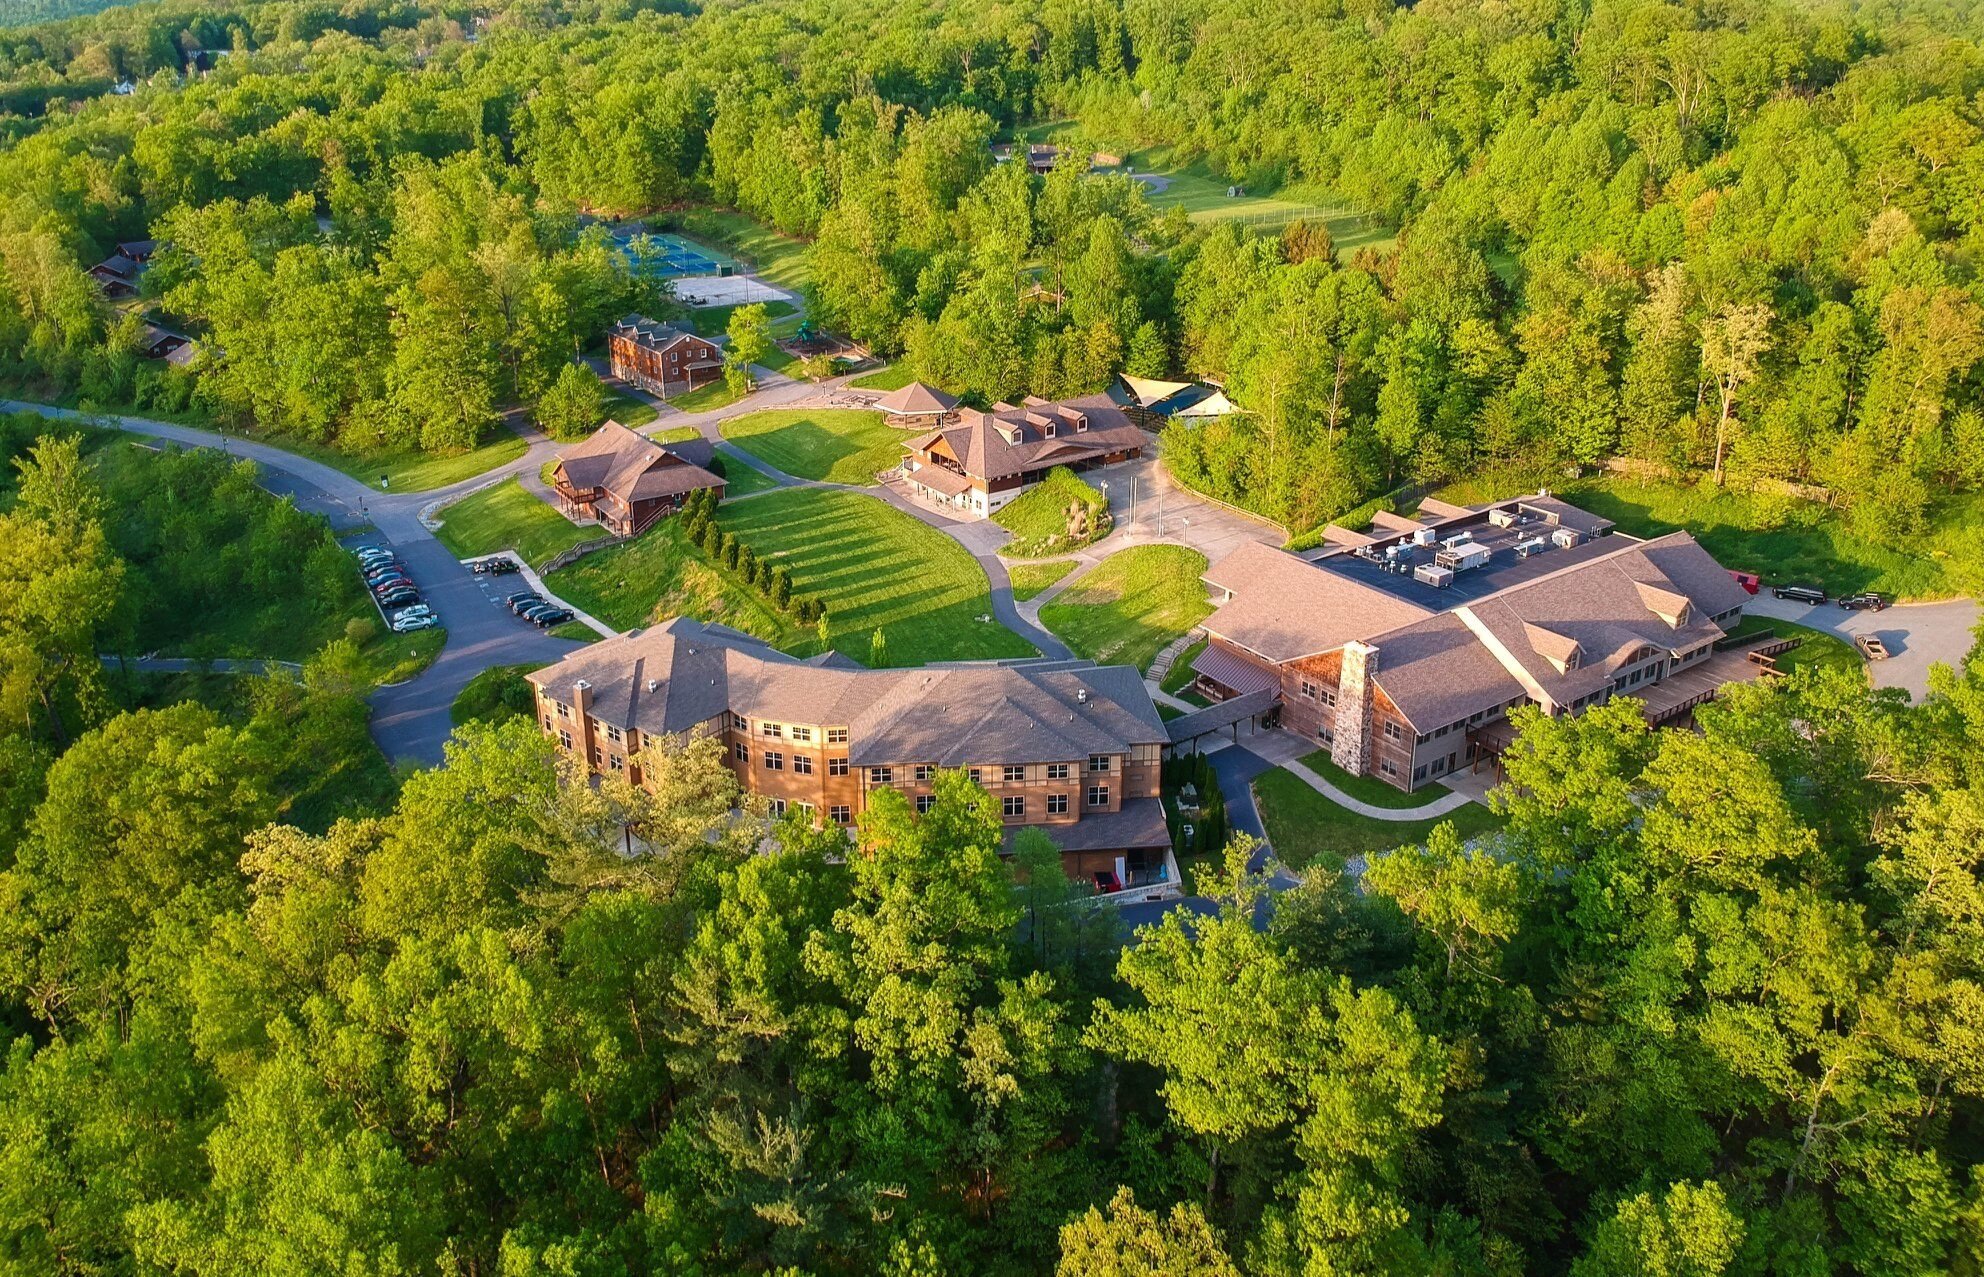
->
[1043,422,1055,438]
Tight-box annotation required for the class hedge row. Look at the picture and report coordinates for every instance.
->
[679,488,828,626]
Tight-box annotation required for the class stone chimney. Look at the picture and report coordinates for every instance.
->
[1330,642,1378,776]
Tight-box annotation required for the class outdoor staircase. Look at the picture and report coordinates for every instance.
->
[1147,627,1203,685]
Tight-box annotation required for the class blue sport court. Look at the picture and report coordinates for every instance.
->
[613,231,731,279]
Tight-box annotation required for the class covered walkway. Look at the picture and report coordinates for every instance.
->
[1165,688,1279,752]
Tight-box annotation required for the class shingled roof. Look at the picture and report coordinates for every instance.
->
[874,381,959,416]
[1200,542,1434,664]
[904,393,1145,482]
[528,618,1167,764]
[554,420,723,508]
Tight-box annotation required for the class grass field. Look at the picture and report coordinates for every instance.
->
[599,391,658,429]
[1160,638,1207,696]
[433,479,595,569]
[994,467,1110,557]
[712,450,781,496]
[1253,770,1506,872]
[719,409,901,485]
[1039,545,1213,672]
[666,378,746,413]
[1295,749,1453,809]
[690,299,797,339]
[1721,615,1863,678]
[1111,144,1396,256]
[545,519,800,645]
[672,209,813,292]
[717,489,1035,665]
[280,430,529,494]
[1009,559,1077,602]
[849,364,919,392]
[357,626,447,686]
[651,425,702,445]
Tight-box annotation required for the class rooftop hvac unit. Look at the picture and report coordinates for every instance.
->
[1412,527,1437,546]
[1385,542,1414,563]
[1488,508,1518,528]
[1435,542,1493,572]
[1551,527,1582,549]
[1414,564,1455,588]
[1513,537,1548,559]
[1442,531,1474,550]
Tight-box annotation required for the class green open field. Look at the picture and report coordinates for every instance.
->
[1039,545,1213,672]
[711,449,782,496]
[719,408,901,485]
[1009,559,1077,602]
[672,208,813,292]
[599,390,658,429]
[547,488,1034,665]
[651,424,702,445]
[717,488,1034,665]
[1253,770,1505,872]
[690,299,797,339]
[994,467,1110,557]
[665,378,746,413]
[278,430,528,494]
[433,478,596,569]
[849,364,919,392]
[1110,144,1397,256]
[1295,749,1454,810]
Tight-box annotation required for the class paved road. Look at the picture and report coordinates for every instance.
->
[1747,593,1979,699]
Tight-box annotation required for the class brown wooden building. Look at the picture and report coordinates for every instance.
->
[900,393,1147,519]
[527,618,1176,893]
[608,315,723,399]
[550,420,724,538]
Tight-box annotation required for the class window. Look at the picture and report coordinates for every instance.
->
[605,724,622,743]
[669,350,678,363]
[1300,679,1319,699]
[827,728,848,743]
[829,757,848,776]
[1321,689,1337,707]
[609,754,624,772]
[1046,763,1070,781]
[1318,726,1334,744]
[1089,754,1111,773]
[793,755,814,775]
[1002,796,1026,817]
[769,797,785,816]
[732,714,749,731]
[734,742,749,762]
[1383,721,1403,741]
[1002,765,1026,782]
[542,715,553,731]
[761,722,782,738]
[797,801,815,818]
[1047,793,1068,815]
[915,794,936,814]
[1379,758,1398,778]
[791,726,813,742]
[558,730,573,750]
[1414,765,1428,782]
[555,702,570,720]
[1087,785,1111,809]
[830,805,851,824]
[869,766,893,785]
[763,751,784,771]
[914,764,934,782]
[967,768,982,784]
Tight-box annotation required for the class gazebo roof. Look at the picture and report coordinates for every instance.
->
[875,381,960,415]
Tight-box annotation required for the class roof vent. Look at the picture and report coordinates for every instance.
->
[1077,688,1089,704]
[646,679,659,693]
[574,679,590,690]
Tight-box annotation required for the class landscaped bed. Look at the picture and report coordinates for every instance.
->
[719,408,901,485]
[546,488,1034,666]
[994,466,1110,557]
[1038,544,1213,672]
[1253,769,1505,872]
[1295,749,1455,809]
[433,478,597,569]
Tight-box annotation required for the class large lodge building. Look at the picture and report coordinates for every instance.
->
[528,619,1176,892]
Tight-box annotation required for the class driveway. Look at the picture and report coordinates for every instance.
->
[1085,454,1283,566]
[1746,593,1979,699]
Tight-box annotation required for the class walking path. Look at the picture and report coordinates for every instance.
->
[1145,630,1202,686]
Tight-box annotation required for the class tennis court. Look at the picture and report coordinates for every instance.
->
[613,231,735,279]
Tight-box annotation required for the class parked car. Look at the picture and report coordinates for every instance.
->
[1771,585,1827,604]
[356,549,396,565]
[392,613,441,632]
[519,602,561,622]
[377,587,419,608]
[532,608,573,627]
[504,589,539,606]
[509,595,545,615]
[363,564,406,582]
[1727,570,1761,595]
[1838,592,1888,611]
[473,557,521,575]
[1855,634,1890,660]
[395,604,434,620]
[371,577,413,594]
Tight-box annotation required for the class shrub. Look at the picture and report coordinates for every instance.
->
[708,454,728,479]
[720,533,739,569]
[736,544,756,582]
[771,567,792,609]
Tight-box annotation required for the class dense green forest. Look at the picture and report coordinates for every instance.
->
[3,0,1984,1270]
[0,0,1977,531]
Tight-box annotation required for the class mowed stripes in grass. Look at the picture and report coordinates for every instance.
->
[716,487,1035,666]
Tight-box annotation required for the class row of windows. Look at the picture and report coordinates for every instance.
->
[1297,679,1338,708]
[910,790,1105,816]
[733,713,848,744]
[873,758,1109,785]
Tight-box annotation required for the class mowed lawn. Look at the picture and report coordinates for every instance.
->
[716,488,1035,665]
[849,363,918,392]
[719,409,902,485]
[282,430,529,493]
[545,518,800,644]
[434,478,596,569]
[1039,545,1213,671]
[1253,769,1506,872]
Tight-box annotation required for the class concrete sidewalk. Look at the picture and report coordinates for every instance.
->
[463,554,618,640]
[1225,727,1482,822]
